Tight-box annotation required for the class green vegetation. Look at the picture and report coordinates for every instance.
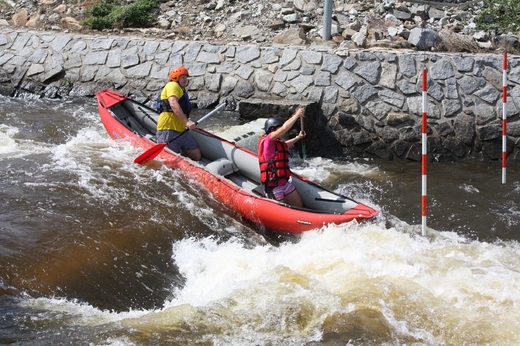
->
[83,0,159,30]
[476,0,520,33]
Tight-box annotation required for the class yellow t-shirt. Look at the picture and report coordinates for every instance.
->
[157,81,185,131]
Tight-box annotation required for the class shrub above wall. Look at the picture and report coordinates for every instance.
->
[83,0,160,30]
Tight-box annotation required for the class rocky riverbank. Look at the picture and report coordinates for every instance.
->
[1,0,519,53]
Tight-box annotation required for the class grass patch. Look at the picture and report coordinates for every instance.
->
[83,0,160,30]
[476,0,520,33]
[0,0,10,9]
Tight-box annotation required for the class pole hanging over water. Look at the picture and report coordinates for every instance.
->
[502,52,508,184]
[421,67,428,236]
[323,0,333,40]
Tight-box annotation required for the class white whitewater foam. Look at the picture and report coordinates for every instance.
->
[513,181,520,193]
[460,183,480,193]
[167,222,520,306]
[17,221,520,343]
[499,201,520,228]
[18,296,149,325]
[0,124,53,157]
[43,125,142,200]
[163,222,520,343]
[292,157,381,183]
[0,124,19,155]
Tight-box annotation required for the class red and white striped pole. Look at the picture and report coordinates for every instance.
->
[421,67,428,236]
[502,52,508,184]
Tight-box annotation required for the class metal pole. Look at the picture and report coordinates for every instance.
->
[323,0,332,40]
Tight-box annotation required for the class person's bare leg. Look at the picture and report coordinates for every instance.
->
[184,148,201,161]
[284,190,303,208]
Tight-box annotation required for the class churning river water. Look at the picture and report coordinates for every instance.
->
[1,95,519,345]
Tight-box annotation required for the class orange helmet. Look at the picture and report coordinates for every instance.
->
[169,66,189,81]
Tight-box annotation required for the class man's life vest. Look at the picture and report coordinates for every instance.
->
[258,134,291,186]
[156,89,192,116]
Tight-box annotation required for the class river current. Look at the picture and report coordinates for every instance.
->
[1,95,519,345]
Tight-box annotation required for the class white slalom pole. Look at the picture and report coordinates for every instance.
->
[421,67,428,236]
[502,52,508,184]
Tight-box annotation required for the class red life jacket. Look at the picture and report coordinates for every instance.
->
[258,134,291,186]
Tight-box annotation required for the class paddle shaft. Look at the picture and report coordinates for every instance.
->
[195,102,226,124]
[300,116,306,160]
[163,102,226,146]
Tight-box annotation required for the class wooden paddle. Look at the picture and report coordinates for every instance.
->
[134,102,226,164]
[300,116,307,160]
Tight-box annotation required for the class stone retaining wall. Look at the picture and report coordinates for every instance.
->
[1,27,519,161]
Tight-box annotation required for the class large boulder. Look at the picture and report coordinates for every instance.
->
[408,27,440,51]
[12,9,29,26]
[273,28,306,45]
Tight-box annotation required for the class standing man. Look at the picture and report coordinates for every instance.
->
[156,66,201,161]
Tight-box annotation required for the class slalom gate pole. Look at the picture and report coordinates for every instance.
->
[421,67,428,236]
[502,52,508,184]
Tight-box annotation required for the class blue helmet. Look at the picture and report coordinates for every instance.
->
[264,117,284,134]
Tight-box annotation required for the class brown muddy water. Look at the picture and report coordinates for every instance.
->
[1,95,519,345]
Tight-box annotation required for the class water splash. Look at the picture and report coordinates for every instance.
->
[0,124,19,155]
[17,222,520,344]
[18,296,148,325]
[460,184,480,193]
[292,157,381,183]
[164,222,520,344]
[0,124,55,157]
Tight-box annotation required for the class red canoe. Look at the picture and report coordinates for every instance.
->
[96,89,378,233]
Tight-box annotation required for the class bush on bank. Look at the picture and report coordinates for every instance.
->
[83,0,159,30]
[476,0,520,33]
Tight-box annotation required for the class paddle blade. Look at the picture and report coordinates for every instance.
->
[134,143,167,164]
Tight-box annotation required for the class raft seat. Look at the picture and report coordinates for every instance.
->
[252,185,266,196]
[206,158,239,177]
[144,134,157,143]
